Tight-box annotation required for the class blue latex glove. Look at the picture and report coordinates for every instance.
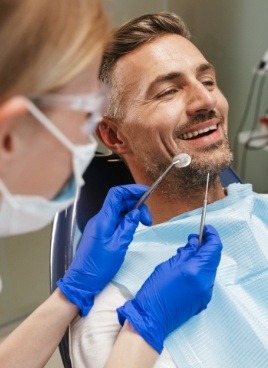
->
[57,184,152,317]
[117,225,222,354]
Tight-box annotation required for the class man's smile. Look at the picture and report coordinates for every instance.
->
[179,123,218,140]
[175,119,226,149]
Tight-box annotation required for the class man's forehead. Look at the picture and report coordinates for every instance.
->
[113,33,209,93]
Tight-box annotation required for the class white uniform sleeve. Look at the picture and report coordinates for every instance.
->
[70,282,176,368]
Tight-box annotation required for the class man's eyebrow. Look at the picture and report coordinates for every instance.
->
[146,71,183,96]
[144,63,216,99]
[196,62,215,74]
[146,63,216,95]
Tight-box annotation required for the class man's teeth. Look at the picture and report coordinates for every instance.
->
[180,125,217,140]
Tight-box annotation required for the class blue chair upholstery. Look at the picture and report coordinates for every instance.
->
[219,166,243,187]
[50,153,242,368]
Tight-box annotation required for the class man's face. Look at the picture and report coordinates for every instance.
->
[113,34,232,191]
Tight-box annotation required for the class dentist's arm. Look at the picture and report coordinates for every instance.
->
[0,185,152,368]
[105,225,222,367]
[0,289,78,368]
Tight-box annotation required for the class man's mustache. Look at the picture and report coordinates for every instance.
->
[174,110,219,136]
[190,110,217,124]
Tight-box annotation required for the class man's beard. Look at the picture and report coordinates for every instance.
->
[142,131,233,199]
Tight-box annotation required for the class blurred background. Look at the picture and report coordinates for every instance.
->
[0,0,267,360]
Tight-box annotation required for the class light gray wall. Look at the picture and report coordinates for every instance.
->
[103,0,166,25]
[0,226,51,326]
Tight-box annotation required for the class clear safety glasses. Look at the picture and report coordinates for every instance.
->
[31,82,110,137]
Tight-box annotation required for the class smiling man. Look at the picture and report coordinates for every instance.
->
[97,13,232,225]
[70,13,268,368]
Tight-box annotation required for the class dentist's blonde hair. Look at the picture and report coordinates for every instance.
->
[0,0,110,103]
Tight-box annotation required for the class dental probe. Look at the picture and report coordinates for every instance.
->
[134,153,191,209]
[198,172,210,247]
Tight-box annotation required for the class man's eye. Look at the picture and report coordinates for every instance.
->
[202,79,215,87]
[156,89,178,99]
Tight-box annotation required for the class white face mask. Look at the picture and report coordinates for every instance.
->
[0,85,108,236]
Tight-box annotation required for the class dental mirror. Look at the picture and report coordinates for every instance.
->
[134,153,191,209]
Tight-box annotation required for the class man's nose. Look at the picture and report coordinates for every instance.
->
[186,82,217,115]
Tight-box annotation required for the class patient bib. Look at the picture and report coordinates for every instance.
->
[113,183,268,368]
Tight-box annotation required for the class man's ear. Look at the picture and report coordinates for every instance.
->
[96,117,130,155]
[0,97,28,173]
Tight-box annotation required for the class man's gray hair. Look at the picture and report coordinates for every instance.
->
[100,12,191,120]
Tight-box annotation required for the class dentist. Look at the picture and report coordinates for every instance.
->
[0,2,222,368]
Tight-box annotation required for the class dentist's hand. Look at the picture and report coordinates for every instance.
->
[117,225,222,354]
[57,184,152,316]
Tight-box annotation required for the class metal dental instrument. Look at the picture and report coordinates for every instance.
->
[198,172,210,247]
[134,153,191,209]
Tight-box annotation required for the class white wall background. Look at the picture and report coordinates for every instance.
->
[1,0,268,327]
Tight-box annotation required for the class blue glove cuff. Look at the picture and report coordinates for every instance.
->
[56,278,95,317]
[117,300,165,354]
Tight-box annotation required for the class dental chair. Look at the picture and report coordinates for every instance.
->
[50,153,242,368]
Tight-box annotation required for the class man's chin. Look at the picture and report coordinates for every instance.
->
[179,154,232,187]
[191,142,233,171]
